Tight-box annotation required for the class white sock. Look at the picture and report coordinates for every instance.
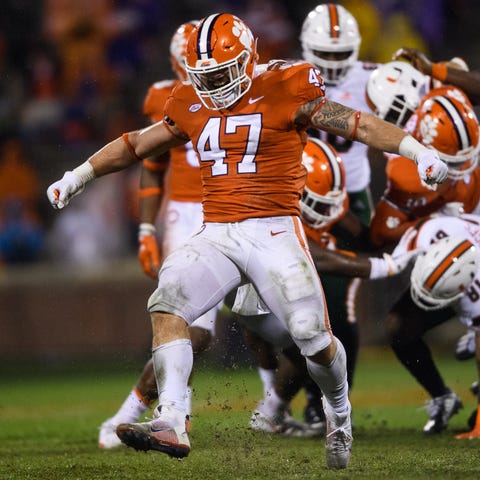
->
[258,367,276,398]
[152,338,193,424]
[258,387,286,417]
[110,388,149,424]
[306,337,349,414]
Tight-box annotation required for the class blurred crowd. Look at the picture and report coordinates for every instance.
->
[0,0,477,268]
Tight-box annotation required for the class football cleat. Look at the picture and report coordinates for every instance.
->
[324,400,352,470]
[249,409,321,438]
[423,390,463,434]
[303,401,326,435]
[116,418,190,458]
[98,417,122,449]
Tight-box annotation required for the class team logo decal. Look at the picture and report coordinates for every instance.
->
[418,114,438,147]
[189,103,202,112]
[232,19,253,48]
[386,216,401,229]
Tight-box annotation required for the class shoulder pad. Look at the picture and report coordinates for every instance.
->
[152,79,177,90]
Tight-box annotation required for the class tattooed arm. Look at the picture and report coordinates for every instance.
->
[294,97,408,154]
[294,96,448,185]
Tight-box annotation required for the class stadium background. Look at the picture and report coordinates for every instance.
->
[1,0,479,366]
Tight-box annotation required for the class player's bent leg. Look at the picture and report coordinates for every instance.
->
[118,313,193,457]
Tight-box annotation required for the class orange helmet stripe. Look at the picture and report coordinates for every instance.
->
[423,239,474,290]
[328,4,340,39]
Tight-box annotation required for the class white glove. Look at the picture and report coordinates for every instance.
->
[455,330,476,361]
[46,161,95,209]
[436,201,465,217]
[416,150,448,188]
[369,250,421,280]
[46,171,85,209]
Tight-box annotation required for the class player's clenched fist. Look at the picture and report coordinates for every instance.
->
[46,161,96,209]
[47,171,85,209]
[416,150,448,186]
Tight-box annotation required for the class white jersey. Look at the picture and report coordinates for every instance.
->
[392,213,480,329]
[319,61,378,193]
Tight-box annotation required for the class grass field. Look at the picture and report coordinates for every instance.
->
[1,347,479,480]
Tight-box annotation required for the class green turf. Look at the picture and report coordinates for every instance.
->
[1,347,479,479]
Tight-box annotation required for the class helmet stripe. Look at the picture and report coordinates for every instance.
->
[433,96,471,151]
[423,239,474,290]
[196,13,221,60]
[327,4,340,39]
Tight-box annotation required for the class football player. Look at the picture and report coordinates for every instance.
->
[384,214,480,436]
[98,21,329,448]
[298,3,376,428]
[97,20,228,450]
[366,60,480,363]
[298,4,426,428]
[369,85,480,249]
[239,137,419,436]
[47,13,446,469]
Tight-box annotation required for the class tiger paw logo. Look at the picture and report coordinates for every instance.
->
[418,114,438,147]
[232,20,253,49]
[386,216,401,229]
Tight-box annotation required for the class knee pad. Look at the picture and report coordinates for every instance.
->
[286,310,322,341]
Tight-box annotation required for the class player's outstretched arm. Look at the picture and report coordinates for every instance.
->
[296,97,448,187]
[47,121,186,209]
[309,242,420,279]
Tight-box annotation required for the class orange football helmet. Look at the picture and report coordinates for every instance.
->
[185,13,258,110]
[170,20,199,82]
[413,87,480,179]
[300,137,347,229]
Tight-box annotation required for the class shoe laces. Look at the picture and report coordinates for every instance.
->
[326,426,352,452]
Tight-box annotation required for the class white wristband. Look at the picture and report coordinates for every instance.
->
[72,161,96,184]
[398,135,430,164]
[139,222,156,239]
[368,257,389,280]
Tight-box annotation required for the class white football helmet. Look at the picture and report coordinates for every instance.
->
[366,61,427,127]
[300,3,361,85]
[410,236,479,310]
[185,13,258,110]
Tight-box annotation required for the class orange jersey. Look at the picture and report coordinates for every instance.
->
[164,61,325,222]
[369,154,480,247]
[143,80,203,202]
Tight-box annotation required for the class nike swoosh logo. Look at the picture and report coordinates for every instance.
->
[248,96,265,104]
[270,230,286,236]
